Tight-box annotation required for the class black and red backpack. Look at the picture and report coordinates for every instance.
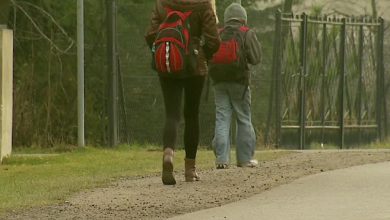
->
[151,8,197,77]
[209,26,249,83]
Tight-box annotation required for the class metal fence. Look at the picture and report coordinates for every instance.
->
[115,1,271,148]
[9,1,388,148]
[266,11,387,149]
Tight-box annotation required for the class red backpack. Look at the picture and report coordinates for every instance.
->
[209,26,249,83]
[151,8,196,77]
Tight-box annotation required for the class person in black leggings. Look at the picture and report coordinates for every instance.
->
[145,0,220,185]
[158,75,205,185]
[160,76,205,160]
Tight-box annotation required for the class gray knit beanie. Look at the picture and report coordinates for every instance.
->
[223,3,247,24]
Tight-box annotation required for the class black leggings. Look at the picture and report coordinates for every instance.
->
[159,76,205,159]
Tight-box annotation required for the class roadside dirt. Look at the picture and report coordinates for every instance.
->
[3,150,390,220]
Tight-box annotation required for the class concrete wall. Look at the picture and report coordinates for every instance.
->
[0,28,13,163]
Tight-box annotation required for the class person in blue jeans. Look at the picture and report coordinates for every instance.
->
[209,2,261,168]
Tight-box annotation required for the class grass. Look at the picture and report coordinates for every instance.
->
[0,145,291,214]
[307,138,390,150]
[364,139,390,149]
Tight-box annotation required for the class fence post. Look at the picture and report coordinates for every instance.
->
[265,10,280,146]
[77,0,85,147]
[274,10,283,148]
[299,13,308,150]
[0,28,13,163]
[376,17,386,140]
[338,18,346,149]
[106,0,119,147]
[357,24,364,143]
[266,10,283,147]
[381,18,388,138]
[320,21,327,145]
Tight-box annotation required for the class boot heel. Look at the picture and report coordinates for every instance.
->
[162,148,176,185]
[184,158,200,182]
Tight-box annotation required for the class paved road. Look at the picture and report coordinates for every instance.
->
[169,162,390,220]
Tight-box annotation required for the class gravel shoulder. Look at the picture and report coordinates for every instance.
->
[3,150,390,220]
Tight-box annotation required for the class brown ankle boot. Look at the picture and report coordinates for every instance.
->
[162,148,176,185]
[184,158,200,182]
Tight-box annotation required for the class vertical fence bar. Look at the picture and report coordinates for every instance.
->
[77,0,85,147]
[117,57,130,143]
[106,0,119,147]
[380,18,387,138]
[338,18,346,149]
[376,17,386,140]
[357,24,364,143]
[380,18,388,138]
[320,22,327,145]
[265,10,282,146]
[274,10,283,147]
[298,13,308,150]
[264,66,275,146]
[375,19,381,141]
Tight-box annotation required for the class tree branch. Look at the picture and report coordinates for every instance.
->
[11,0,74,54]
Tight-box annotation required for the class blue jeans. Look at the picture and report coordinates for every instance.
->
[213,82,256,165]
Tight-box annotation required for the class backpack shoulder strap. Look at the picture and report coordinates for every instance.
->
[238,26,250,48]
[217,27,224,34]
[165,7,192,20]
[239,26,250,32]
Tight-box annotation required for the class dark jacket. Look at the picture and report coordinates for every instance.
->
[145,0,221,76]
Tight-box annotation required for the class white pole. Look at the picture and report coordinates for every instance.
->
[77,0,85,147]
